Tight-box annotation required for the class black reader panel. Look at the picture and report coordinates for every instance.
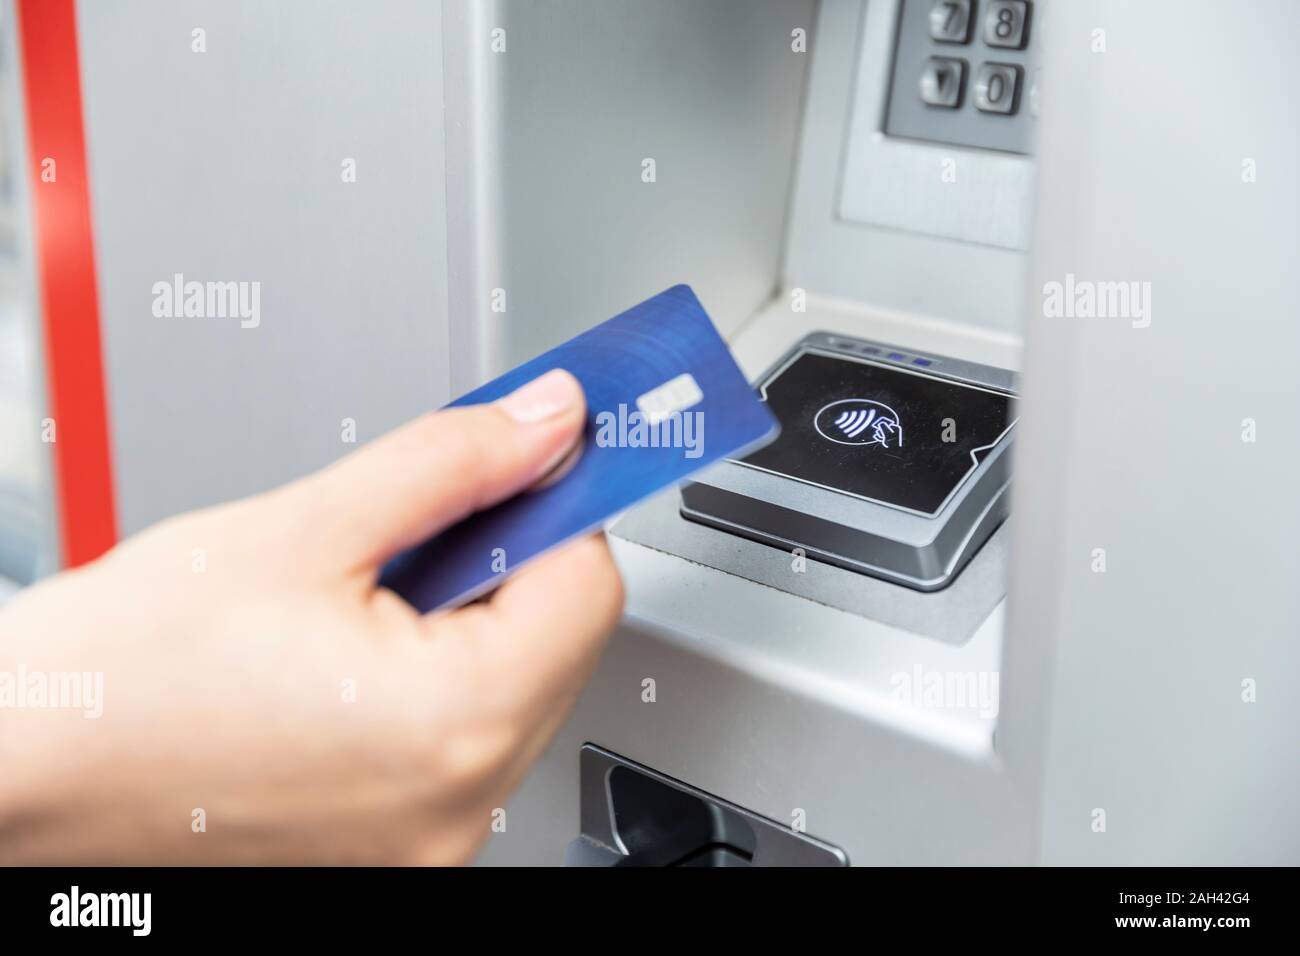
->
[744,350,1015,516]
[681,333,1018,592]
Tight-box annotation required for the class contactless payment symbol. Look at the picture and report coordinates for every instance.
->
[815,399,903,448]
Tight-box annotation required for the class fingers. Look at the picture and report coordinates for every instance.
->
[266,369,587,575]
[427,534,625,719]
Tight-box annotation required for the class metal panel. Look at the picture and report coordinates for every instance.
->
[785,0,1027,332]
[1006,0,1300,864]
[76,0,452,531]
[481,0,814,373]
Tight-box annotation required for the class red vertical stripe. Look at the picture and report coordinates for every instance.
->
[16,0,118,566]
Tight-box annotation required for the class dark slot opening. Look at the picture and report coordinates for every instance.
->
[608,765,758,867]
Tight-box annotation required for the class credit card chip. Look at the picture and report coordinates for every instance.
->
[636,372,704,424]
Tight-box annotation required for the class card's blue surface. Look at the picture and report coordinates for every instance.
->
[379,284,779,611]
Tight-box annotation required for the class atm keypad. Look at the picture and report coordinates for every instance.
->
[928,0,972,43]
[919,57,965,108]
[884,0,1039,154]
[973,63,1020,114]
[982,0,1028,49]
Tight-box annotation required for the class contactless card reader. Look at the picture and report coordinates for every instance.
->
[680,332,1018,591]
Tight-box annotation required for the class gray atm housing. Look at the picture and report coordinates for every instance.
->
[681,332,1016,591]
[5,0,1295,866]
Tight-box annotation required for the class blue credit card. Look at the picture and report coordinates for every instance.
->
[379,284,778,611]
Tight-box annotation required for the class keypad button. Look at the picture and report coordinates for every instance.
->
[919,57,965,108]
[928,0,972,44]
[973,62,1020,114]
[983,0,1028,49]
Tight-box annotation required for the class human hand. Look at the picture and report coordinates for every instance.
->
[0,369,623,864]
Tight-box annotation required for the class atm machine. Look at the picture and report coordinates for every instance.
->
[2,0,1296,865]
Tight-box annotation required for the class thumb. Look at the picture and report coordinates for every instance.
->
[269,368,586,575]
